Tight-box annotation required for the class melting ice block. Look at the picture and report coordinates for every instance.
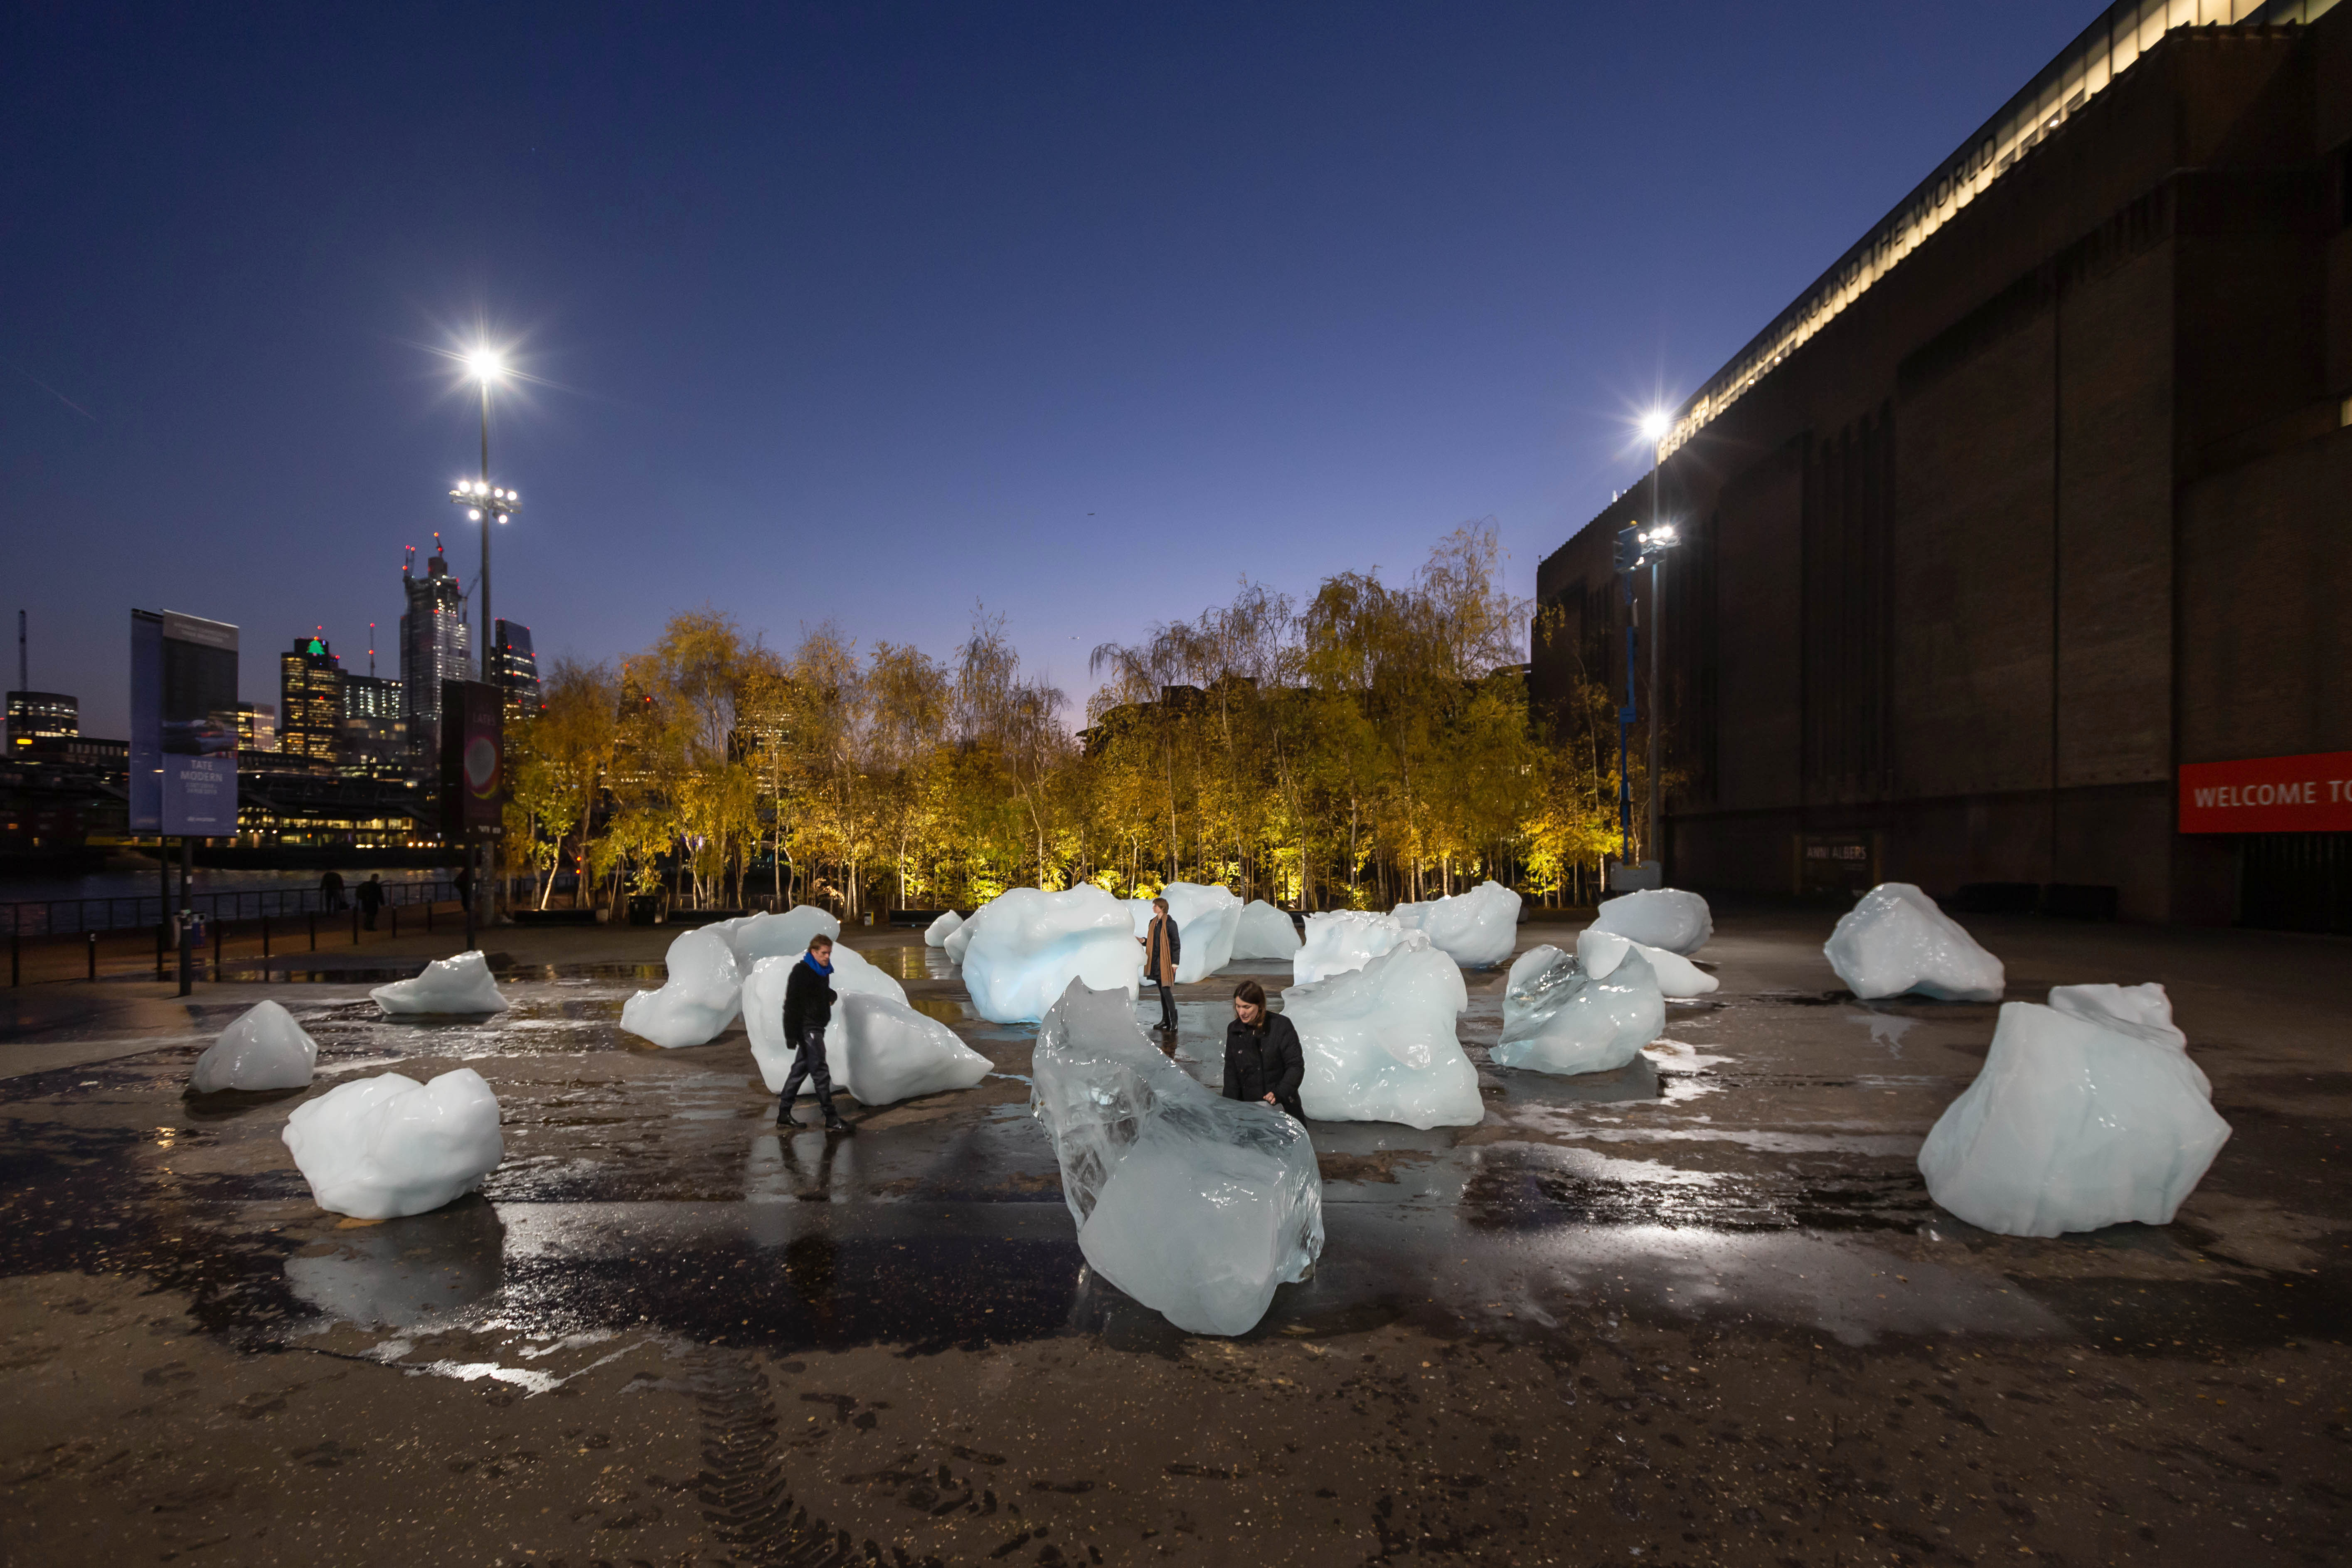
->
[370,950,510,1015]
[1492,932,1665,1076]
[1825,883,2004,1002]
[190,1000,318,1093]
[1229,900,1302,961]
[715,906,842,968]
[1577,927,1717,998]
[1279,931,1481,1127]
[1918,986,2228,1236]
[1589,889,1713,955]
[1391,880,1522,969]
[750,989,991,1105]
[1291,909,1405,986]
[960,885,1143,1024]
[924,909,964,947]
[619,927,744,1047]
[282,1068,505,1220]
[1031,980,1323,1336]
[1123,883,1244,981]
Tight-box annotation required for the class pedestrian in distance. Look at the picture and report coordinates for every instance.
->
[356,874,385,931]
[319,869,345,913]
[1222,978,1304,1119]
[778,933,852,1132]
[1139,896,1180,1034]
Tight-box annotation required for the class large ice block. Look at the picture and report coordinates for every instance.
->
[1279,931,1481,1127]
[1229,900,1302,962]
[959,885,1143,1024]
[1491,932,1665,1076]
[1576,927,1717,998]
[619,927,744,1047]
[281,1068,505,1220]
[190,1000,318,1093]
[1391,880,1522,969]
[1588,889,1713,955]
[752,989,991,1105]
[1124,884,1244,981]
[1031,980,1323,1336]
[1825,883,2004,1002]
[1291,909,1406,986]
[943,907,982,963]
[1918,988,2229,1236]
[369,950,510,1015]
[924,910,964,947]
[714,906,842,968]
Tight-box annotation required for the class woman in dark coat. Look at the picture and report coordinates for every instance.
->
[1222,979,1305,1120]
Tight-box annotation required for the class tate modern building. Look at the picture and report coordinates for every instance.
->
[1532,0,2352,930]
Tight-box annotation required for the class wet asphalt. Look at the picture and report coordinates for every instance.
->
[0,906,2344,1566]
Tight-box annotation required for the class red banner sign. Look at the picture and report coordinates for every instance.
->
[2178,751,2352,834]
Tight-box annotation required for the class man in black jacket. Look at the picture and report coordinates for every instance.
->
[1140,896,1180,1034]
[1222,979,1305,1120]
[778,934,852,1132]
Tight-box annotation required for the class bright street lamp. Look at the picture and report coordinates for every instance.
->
[1610,407,1681,887]
[446,344,520,945]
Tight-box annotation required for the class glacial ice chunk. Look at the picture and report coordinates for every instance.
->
[619,927,744,1047]
[1825,883,2004,1002]
[1491,933,1665,1076]
[714,906,842,968]
[1229,900,1302,961]
[1279,931,1481,1127]
[1577,927,1718,998]
[369,950,510,1015]
[1123,883,1244,981]
[960,885,1143,1024]
[751,989,991,1106]
[1391,879,1522,969]
[924,909,964,947]
[1589,888,1713,955]
[282,1068,505,1220]
[1031,980,1323,1336]
[1291,909,1405,986]
[1918,988,2228,1236]
[190,1000,318,1093]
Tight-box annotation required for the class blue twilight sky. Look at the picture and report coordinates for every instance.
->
[4,2,2090,736]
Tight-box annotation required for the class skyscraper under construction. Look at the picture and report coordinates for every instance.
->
[399,539,470,778]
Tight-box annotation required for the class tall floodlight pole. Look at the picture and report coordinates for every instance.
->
[449,349,520,940]
[1646,422,1667,880]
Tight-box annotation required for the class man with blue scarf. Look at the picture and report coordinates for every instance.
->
[778,934,852,1132]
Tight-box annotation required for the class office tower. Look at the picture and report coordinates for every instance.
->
[341,674,407,773]
[6,690,78,751]
[492,618,540,721]
[399,541,470,777]
[279,636,344,762]
[236,702,276,751]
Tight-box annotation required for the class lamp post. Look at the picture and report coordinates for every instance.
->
[448,349,520,940]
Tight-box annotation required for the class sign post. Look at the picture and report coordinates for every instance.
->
[441,679,505,951]
[131,610,239,994]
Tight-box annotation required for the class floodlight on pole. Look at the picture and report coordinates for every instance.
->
[445,342,521,944]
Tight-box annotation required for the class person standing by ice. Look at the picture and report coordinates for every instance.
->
[1222,980,1304,1119]
[319,869,345,912]
[1140,896,1182,1035]
[357,874,385,931]
[778,934,852,1132]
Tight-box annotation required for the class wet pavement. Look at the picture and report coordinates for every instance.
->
[0,907,2346,1566]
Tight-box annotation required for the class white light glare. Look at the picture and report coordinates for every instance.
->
[468,508,482,521]
[1639,408,1673,442]
[465,347,505,382]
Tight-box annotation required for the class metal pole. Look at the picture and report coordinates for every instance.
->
[480,380,492,694]
[1648,550,1664,880]
[176,836,193,997]
[1618,594,1636,866]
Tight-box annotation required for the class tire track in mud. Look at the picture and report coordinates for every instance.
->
[687,1347,865,1567]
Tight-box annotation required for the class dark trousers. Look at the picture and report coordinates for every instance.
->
[779,1021,837,1116]
[1153,980,1177,1030]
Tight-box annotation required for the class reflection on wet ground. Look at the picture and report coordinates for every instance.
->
[5,923,2343,1393]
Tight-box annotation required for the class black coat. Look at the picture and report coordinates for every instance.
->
[1223,1012,1305,1119]
[782,958,838,1038]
